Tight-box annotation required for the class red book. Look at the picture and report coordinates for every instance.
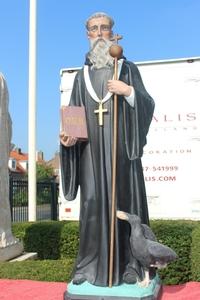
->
[61,106,88,140]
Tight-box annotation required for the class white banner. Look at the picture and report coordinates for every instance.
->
[141,59,200,220]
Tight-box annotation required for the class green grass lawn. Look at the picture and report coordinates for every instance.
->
[0,258,74,282]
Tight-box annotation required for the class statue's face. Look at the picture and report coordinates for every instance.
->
[87,17,112,40]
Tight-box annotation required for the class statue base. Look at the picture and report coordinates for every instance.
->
[64,275,162,300]
[0,241,24,261]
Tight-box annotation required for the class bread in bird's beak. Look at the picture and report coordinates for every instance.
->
[116,210,129,220]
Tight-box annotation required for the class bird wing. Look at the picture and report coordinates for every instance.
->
[147,240,178,263]
[142,224,157,241]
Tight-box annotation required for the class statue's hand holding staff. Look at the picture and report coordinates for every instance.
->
[107,80,132,97]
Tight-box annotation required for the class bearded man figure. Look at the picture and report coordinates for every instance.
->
[60,12,155,287]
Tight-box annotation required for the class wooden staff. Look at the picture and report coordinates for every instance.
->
[108,35,123,288]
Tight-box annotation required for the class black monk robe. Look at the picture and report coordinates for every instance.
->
[60,59,155,286]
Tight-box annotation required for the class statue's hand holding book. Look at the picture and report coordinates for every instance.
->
[60,106,88,147]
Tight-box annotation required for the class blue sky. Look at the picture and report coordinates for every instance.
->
[1,0,200,160]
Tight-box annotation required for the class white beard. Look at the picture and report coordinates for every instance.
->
[87,38,114,69]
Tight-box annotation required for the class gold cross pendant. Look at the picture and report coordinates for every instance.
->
[94,101,108,126]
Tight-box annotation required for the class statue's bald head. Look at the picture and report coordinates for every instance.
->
[85,12,114,31]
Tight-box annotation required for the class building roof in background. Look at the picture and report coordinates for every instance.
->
[10,148,28,161]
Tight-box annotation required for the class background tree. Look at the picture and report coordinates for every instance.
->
[36,163,54,181]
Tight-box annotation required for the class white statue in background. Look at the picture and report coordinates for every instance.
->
[0,73,23,260]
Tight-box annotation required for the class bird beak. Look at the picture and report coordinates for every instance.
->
[116,210,129,221]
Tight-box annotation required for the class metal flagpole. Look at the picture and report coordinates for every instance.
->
[28,0,37,221]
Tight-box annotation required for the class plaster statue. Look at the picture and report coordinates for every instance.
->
[0,73,23,261]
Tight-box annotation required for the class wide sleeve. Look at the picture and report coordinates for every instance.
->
[59,71,83,200]
[121,61,155,160]
[60,143,79,200]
